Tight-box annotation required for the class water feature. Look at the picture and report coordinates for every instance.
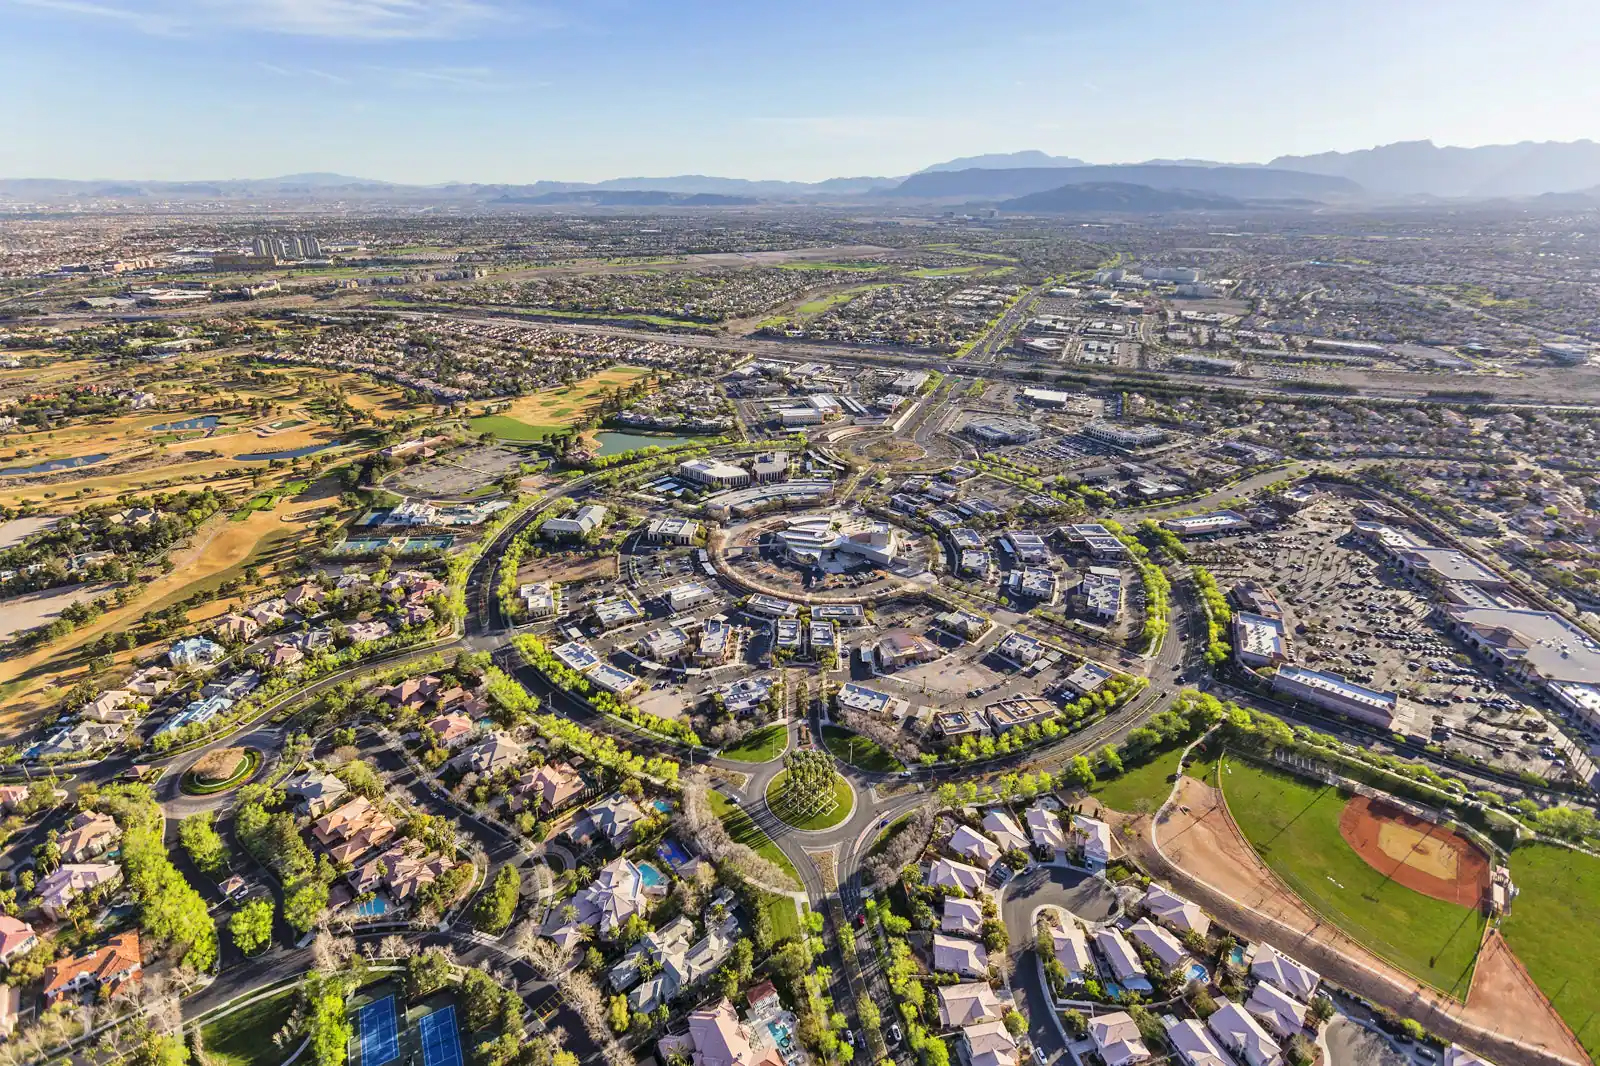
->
[150,416,219,432]
[355,896,391,918]
[637,861,668,889]
[236,442,342,461]
[0,453,111,476]
[593,431,705,457]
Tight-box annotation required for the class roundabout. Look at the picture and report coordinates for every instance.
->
[764,766,856,832]
[179,746,262,796]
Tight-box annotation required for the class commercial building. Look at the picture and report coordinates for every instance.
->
[1233,612,1292,667]
[1009,566,1059,604]
[744,594,800,618]
[750,453,790,483]
[996,631,1044,666]
[1067,523,1128,558]
[1444,606,1600,686]
[1021,387,1077,407]
[703,479,833,519]
[592,594,645,629]
[1003,530,1050,565]
[1063,660,1114,695]
[1271,665,1403,730]
[1083,422,1168,451]
[665,581,717,613]
[985,697,1054,734]
[837,682,905,716]
[960,549,993,576]
[962,415,1043,446]
[543,504,608,540]
[646,517,702,544]
[935,608,990,641]
[890,370,931,394]
[776,515,901,568]
[678,458,751,490]
[1162,511,1252,538]
[520,583,557,618]
[1078,566,1123,619]
[874,629,940,672]
[1230,581,1283,620]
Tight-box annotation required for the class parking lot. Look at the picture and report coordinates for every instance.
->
[1191,496,1586,783]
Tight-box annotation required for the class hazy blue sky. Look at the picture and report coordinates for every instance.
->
[4,0,1597,182]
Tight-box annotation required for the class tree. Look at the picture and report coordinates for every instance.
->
[407,947,453,999]
[307,980,352,1066]
[609,994,630,1033]
[179,813,227,875]
[284,878,330,934]
[1066,755,1096,789]
[1099,745,1124,775]
[229,898,275,956]
[464,969,507,1032]
[772,941,811,980]
[1308,994,1335,1030]
[1002,1010,1026,1038]
[473,864,522,934]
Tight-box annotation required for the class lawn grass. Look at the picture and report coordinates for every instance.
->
[201,987,298,1066]
[776,261,890,273]
[822,724,905,773]
[1501,843,1600,1059]
[1091,746,1184,813]
[467,415,565,442]
[709,790,800,888]
[765,771,854,831]
[793,284,893,317]
[720,724,788,763]
[1220,756,1485,998]
[767,896,803,944]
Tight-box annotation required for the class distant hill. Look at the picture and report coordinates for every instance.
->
[885,164,1361,201]
[999,182,1244,213]
[1268,139,1600,198]
[494,190,758,207]
[919,150,1087,173]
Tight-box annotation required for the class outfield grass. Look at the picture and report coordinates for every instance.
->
[1502,843,1600,1059]
[822,725,905,773]
[201,987,298,1066]
[766,770,855,831]
[720,724,788,763]
[1221,756,1485,997]
[1091,747,1184,813]
[709,790,800,888]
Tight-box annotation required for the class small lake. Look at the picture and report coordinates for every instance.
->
[594,431,705,457]
[236,442,343,462]
[150,415,219,432]
[0,453,111,477]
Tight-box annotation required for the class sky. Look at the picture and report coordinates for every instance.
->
[3,0,1598,183]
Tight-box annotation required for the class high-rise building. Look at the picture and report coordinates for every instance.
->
[251,236,275,257]
[283,236,304,259]
[302,235,322,257]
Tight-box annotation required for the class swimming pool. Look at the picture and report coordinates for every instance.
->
[355,896,391,918]
[1229,945,1247,966]
[637,862,667,889]
[652,799,673,815]
[1185,962,1209,983]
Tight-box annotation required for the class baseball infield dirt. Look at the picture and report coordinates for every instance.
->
[1135,776,1586,1066]
[1338,795,1492,909]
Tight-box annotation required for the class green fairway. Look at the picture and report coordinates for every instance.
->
[201,988,298,1066]
[1502,844,1600,1059]
[822,725,905,773]
[709,790,800,887]
[1221,756,1486,997]
[468,414,564,441]
[777,261,890,272]
[1091,747,1184,813]
[720,724,789,763]
[766,770,855,831]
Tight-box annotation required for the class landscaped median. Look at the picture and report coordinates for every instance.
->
[764,750,854,832]
[180,745,262,795]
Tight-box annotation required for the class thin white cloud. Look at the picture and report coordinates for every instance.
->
[7,0,545,39]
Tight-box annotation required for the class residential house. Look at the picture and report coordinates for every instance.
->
[1050,923,1094,983]
[349,840,452,905]
[265,642,304,670]
[927,858,987,895]
[311,796,397,864]
[1166,1019,1232,1066]
[1249,945,1320,1001]
[450,733,526,776]
[948,825,1003,869]
[571,793,647,849]
[545,857,667,944]
[1142,884,1210,936]
[1092,928,1152,993]
[0,916,38,964]
[246,600,288,627]
[281,770,350,816]
[981,810,1029,853]
[282,583,326,611]
[1207,1002,1283,1066]
[424,713,476,748]
[1126,917,1190,975]
[962,1020,1019,1066]
[932,934,989,978]
[0,985,18,1040]
[1089,1011,1151,1066]
[346,621,393,644]
[37,865,121,922]
[1071,814,1112,869]
[58,812,120,863]
[126,666,175,697]
[657,999,781,1066]
[381,675,441,711]
[168,636,225,669]
[612,915,735,1014]
[510,762,585,814]
[937,982,1004,1028]
[41,933,141,1003]
[82,690,138,725]
[943,897,984,936]
[213,613,261,643]
[1025,806,1067,855]
[1245,981,1309,1039]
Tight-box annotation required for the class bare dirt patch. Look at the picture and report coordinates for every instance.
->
[520,554,616,585]
[0,581,120,641]
[1339,795,1490,908]
[1141,776,1584,1066]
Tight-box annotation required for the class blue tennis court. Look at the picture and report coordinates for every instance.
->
[418,1006,462,1066]
[358,996,400,1066]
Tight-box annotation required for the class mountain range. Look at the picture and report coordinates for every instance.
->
[4,139,1600,206]
[998,182,1247,214]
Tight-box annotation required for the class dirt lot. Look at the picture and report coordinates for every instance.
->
[0,580,120,641]
[1139,775,1585,1066]
[520,553,616,585]
[386,445,532,499]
